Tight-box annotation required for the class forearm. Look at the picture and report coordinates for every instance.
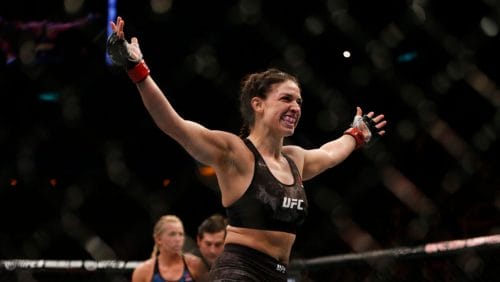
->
[301,134,357,180]
[303,108,386,179]
[319,135,356,166]
[136,76,185,137]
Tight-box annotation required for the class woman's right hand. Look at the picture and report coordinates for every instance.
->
[107,16,144,67]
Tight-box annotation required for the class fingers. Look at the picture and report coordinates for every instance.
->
[366,111,387,135]
[376,120,387,129]
[110,16,125,38]
[372,114,384,123]
[356,107,374,119]
[374,116,387,136]
[117,16,124,31]
[356,107,387,134]
[356,106,362,116]
[131,37,138,44]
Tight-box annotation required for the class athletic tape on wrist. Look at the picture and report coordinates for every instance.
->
[343,127,365,149]
[127,60,150,83]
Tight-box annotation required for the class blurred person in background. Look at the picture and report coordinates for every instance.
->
[0,13,98,65]
[188,214,227,270]
[131,215,208,282]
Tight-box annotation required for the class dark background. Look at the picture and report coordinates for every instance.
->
[0,0,499,281]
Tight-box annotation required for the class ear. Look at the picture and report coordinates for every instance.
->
[251,96,264,113]
[154,234,161,246]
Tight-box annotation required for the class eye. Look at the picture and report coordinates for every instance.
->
[280,94,302,107]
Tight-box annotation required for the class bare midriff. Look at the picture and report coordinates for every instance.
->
[224,225,296,264]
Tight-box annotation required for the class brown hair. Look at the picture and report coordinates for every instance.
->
[239,68,299,137]
[197,214,228,239]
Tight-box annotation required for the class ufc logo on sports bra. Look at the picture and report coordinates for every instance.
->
[282,197,304,210]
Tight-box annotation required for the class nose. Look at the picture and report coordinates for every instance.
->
[290,101,301,112]
[175,234,184,242]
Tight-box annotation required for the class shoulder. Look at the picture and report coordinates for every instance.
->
[283,145,305,173]
[131,258,155,282]
[185,246,202,258]
[184,252,204,266]
[222,133,251,152]
[283,144,304,154]
[218,135,253,169]
[184,253,209,279]
[283,145,305,161]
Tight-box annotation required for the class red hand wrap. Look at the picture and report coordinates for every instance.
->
[127,60,150,83]
[344,127,365,149]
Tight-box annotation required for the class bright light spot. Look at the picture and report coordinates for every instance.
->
[480,17,498,37]
[106,0,117,65]
[49,178,58,187]
[199,165,215,177]
[64,0,84,14]
[38,92,61,102]
[150,0,173,14]
[162,179,171,187]
[398,51,418,63]
[343,50,351,58]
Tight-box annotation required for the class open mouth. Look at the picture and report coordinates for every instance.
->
[281,114,297,128]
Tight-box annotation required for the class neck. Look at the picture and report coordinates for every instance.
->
[247,133,283,158]
[158,251,182,264]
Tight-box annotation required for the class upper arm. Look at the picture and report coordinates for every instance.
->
[301,147,339,180]
[135,79,242,169]
[184,254,209,281]
[174,120,242,168]
[284,145,331,181]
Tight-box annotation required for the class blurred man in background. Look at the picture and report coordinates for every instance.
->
[189,213,227,270]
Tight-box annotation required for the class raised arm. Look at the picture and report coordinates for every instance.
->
[285,106,386,180]
[107,17,239,167]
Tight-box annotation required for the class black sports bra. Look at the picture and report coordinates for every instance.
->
[226,139,308,234]
[152,255,193,282]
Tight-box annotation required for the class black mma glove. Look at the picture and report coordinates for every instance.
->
[346,114,381,149]
[106,32,150,83]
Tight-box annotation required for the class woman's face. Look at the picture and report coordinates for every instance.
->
[258,80,302,136]
[156,221,185,255]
